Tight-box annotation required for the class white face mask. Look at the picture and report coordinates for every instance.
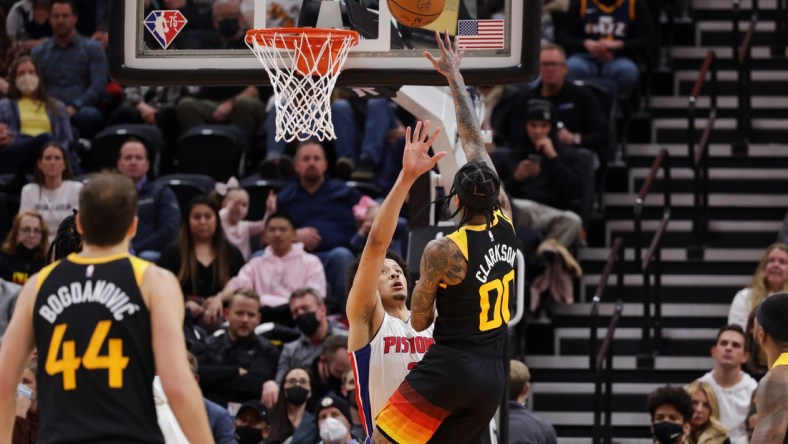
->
[16,74,39,94]
[319,417,348,444]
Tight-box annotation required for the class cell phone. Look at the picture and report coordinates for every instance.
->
[17,384,33,400]
[528,154,542,163]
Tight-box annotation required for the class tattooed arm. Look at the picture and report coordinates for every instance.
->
[751,368,788,443]
[410,237,467,331]
[423,31,512,219]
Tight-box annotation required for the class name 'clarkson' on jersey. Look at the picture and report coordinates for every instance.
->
[476,243,516,284]
[38,280,141,324]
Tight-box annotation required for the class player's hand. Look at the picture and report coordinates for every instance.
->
[202,296,224,324]
[261,380,279,408]
[402,120,445,181]
[423,30,465,78]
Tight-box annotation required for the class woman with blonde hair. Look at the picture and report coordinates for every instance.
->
[728,243,788,329]
[685,381,730,444]
[0,210,48,285]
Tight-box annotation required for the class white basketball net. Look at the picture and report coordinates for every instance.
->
[246,29,358,142]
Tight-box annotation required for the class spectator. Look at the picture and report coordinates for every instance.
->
[266,367,319,444]
[697,325,757,444]
[157,195,245,324]
[12,362,38,443]
[339,369,364,439]
[750,293,788,442]
[217,180,268,261]
[520,43,609,219]
[314,392,360,444]
[107,85,190,175]
[0,210,47,285]
[205,211,327,326]
[234,400,271,444]
[646,385,693,444]
[507,359,557,444]
[187,353,237,444]
[0,7,24,95]
[554,0,655,98]
[116,138,180,261]
[176,0,266,139]
[5,0,51,52]
[196,288,279,410]
[310,335,351,402]
[31,0,108,140]
[347,197,409,257]
[0,278,21,335]
[476,84,520,151]
[685,381,730,444]
[728,243,788,330]
[498,99,583,247]
[18,142,81,244]
[276,140,362,312]
[0,56,73,176]
[262,288,347,408]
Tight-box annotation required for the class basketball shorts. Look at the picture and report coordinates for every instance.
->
[374,344,505,444]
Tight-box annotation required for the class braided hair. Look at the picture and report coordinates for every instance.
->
[47,210,82,263]
[443,161,501,228]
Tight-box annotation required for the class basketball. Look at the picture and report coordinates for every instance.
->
[387,0,446,28]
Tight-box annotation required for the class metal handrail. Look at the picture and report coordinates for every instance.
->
[731,0,758,154]
[633,149,671,366]
[590,237,624,444]
[687,50,717,258]
[592,300,624,444]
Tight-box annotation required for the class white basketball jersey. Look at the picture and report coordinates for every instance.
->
[349,311,435,437]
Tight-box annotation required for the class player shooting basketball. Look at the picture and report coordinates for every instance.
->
[373,31,517,444]
[346,120,445,438]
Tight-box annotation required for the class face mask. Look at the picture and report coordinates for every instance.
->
[653,421,684,444]
[236,425,262,444]
[295,312,320,336]
[15,74,39,94]
[285,386,309,406]
[319,417,349,444]
[218,18,239,37]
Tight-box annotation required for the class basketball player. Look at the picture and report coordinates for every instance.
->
[750,293,788,442]
[373,31,517,444]
[346,120,445,438]
[0,173,213,443]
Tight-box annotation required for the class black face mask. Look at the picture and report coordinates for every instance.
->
[295,312,320,336]
[217,18,239,37]
[285,386,309,406]
[653,421,684,444]
[236,425,262,444]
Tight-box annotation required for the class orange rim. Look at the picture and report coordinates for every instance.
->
[245,27,360,51]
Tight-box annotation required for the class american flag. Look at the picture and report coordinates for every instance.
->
[456,19,505,49]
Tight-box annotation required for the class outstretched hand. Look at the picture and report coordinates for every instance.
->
[402,120,445,181]
[423,30,464,79]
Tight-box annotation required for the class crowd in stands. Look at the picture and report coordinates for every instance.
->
[0,0,786,443]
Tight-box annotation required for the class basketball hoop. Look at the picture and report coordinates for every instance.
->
[246,28,360,142]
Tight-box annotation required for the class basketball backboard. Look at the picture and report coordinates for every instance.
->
[109,0,541,87]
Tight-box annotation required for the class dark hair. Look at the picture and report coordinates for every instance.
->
[646,385,693,423]
[47,209,81,262]
[264,211,296,230]
[321,334,349,358]
[445,161,501,228]
[177,194,233,296]
[294,139,325,159]
[267,367,314,443]
[1,210,48,258]
[79,174,138,246]
[7,56,58,118]
[715,324,749,352]
[289,287,324,306]
[345,250,412,299]
[50,0,76,14]
[33,142,74,185]
[756,293,788,345]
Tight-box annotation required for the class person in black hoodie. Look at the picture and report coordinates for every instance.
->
[0,210,48,285]
[499,99,583,247]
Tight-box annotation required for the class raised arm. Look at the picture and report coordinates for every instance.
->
[423,31,512,218]
[346,121,444,350]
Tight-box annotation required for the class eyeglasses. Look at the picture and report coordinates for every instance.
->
[284,378,309,387]
[20,227,42,235]
[540,61,565,68]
